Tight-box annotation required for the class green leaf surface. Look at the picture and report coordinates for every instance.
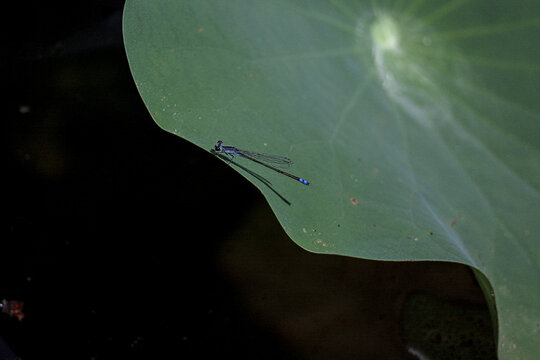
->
[123,1,540,358]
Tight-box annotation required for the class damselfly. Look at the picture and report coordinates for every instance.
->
[214,140,310,185]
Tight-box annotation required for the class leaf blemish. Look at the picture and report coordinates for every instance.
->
[313,238,331,248]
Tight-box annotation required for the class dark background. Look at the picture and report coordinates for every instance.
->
[3,2,273,358]
[2,2,494,359]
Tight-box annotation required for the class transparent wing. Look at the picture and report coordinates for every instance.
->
[236,149,293,168]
